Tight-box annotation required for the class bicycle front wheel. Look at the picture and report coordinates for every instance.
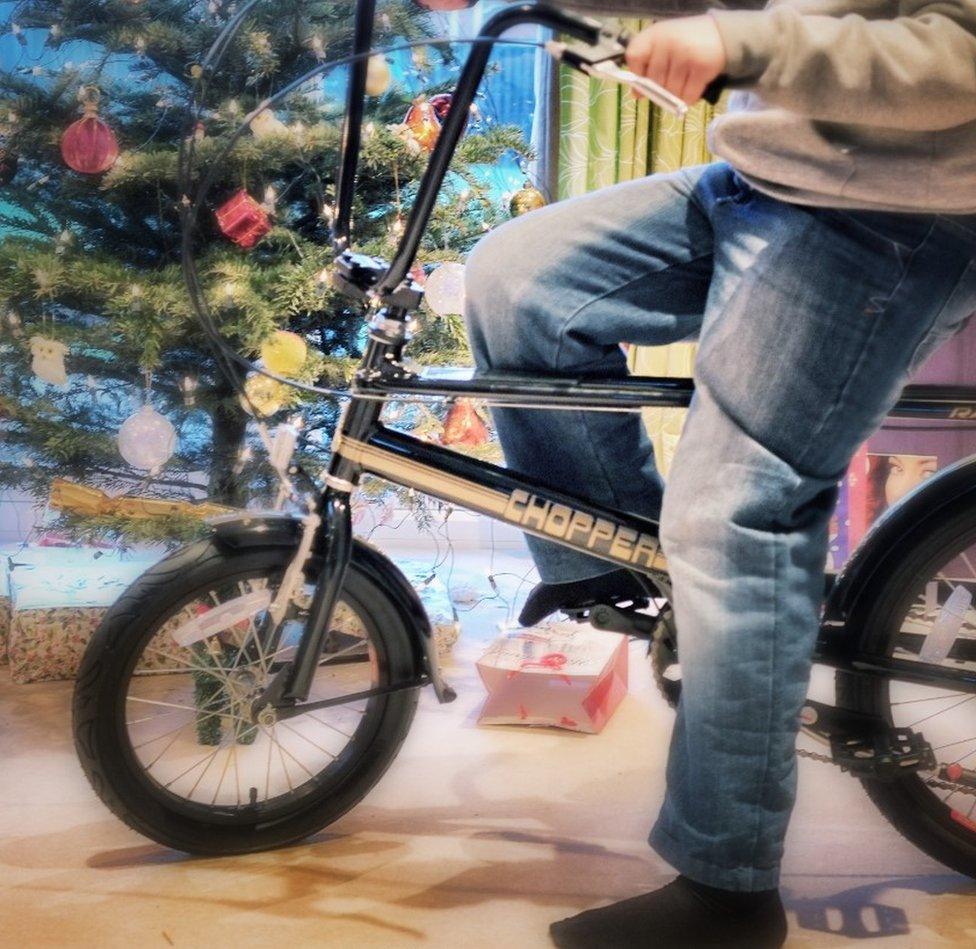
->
[838,496,976,878]
[73,539,419,856]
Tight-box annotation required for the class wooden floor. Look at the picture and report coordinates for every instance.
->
[1,550,975,948]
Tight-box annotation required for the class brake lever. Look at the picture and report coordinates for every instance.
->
[546,37,728,118]
[582,59,689,118]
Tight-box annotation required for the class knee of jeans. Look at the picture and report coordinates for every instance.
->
[465,221,522,324]
[464,216,560,369]
[659,386,837,557]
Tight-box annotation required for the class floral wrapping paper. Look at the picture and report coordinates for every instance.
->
[0,596,10,665]
[6,565,460,684]
[9,606,106,684]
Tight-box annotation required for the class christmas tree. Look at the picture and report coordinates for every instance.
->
[0,0,532,543]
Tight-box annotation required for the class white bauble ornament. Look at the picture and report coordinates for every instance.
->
[118,404,176,472]
[29,335,69,386]
[424,263,466,317]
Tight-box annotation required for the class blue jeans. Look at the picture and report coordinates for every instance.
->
[464,162,976,890]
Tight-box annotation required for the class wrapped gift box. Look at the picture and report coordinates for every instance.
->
[7,556,159,684]
[4,547,459,684]
[0,593,9,666]
[1,544,142,668]
[476,625,628,734]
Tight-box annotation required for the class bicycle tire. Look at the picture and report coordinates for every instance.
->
[836,495,976,878]
[73,539,419,856]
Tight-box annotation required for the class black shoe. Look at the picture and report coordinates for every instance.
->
[549,876,787,948]
[518,569,648,627]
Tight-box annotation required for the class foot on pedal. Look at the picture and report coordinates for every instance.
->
[518,569,648,627]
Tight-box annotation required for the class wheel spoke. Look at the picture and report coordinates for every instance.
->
[126,694,251,726]
[908,695,974,729]
[891,692,966,707]
[278,720,337,760]
[164,745,223,791]
[113,567,383,816]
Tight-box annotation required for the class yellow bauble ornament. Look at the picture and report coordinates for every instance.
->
[509,183,547,217]
[365,55,391,96]
[261,330,307,375]
[241,374,286,417]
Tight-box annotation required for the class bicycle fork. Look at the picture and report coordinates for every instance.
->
[250,320,421,720]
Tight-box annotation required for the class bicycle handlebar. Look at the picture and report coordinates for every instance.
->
[334,0,728,300]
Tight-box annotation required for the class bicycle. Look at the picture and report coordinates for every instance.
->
[73,0,976,878]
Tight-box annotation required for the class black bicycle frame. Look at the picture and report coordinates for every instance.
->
[264,1,976,713]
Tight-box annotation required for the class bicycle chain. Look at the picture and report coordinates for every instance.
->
[649,615,976,799]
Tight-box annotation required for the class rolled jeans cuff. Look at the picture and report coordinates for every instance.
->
[649,819,781,892]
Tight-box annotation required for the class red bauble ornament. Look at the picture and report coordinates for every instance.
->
[61,95,119,175]
[429,92,470,134]
[404,98,441,153]
[441,400,489,447]
[215,189,272,249]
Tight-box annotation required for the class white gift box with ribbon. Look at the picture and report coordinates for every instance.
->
[476,624,628,734]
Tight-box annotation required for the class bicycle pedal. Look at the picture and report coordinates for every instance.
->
[567,602,655,639]
[830,729,936,780]
[801,699,936,780]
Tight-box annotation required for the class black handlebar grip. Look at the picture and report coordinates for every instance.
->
[702,76,728,105]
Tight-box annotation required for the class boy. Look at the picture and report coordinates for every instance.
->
[421,1,976,945]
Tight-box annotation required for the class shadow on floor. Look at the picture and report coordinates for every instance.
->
[787,874,975,940]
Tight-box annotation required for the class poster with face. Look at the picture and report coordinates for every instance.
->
[868,453,939,520]
[826,315,976,574]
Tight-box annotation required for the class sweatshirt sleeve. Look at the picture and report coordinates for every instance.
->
[710,2,976,131]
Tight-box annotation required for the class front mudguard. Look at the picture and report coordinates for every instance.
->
[209,512,456,703]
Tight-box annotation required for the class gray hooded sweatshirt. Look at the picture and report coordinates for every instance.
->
[548,0,976,213]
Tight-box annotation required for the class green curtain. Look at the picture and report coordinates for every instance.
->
[555,20,723,473]
[557,19,723,199]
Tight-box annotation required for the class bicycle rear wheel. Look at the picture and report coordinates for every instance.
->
[73,539,419,856]
[837,496,976,878]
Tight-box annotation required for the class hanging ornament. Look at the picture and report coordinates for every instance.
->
[404,98,441,153]
[509,182,547,217]
[0,145,17,185]
[411,47,429,73]
[61,87,119,175]
[429,93,470,134]
[240,374,286,417]
[441,400,489,448]
[249,109,288,140]
[180,374,199,407]
[261,330,307,376]
[425,262,466,317]
[54,229,74,256]
[118,405,176,472]
[29,336,69,386]
[215,189,272,248]
[365,55,391,96]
